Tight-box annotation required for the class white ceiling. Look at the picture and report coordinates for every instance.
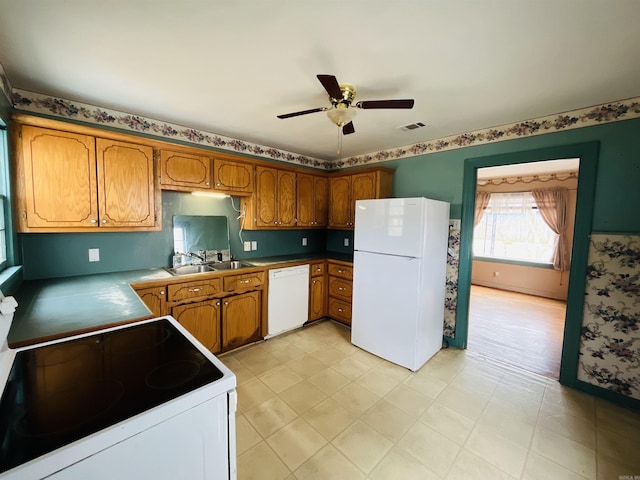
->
[0,0,639,162]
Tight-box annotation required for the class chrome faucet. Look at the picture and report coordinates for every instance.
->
[179,251,207,264]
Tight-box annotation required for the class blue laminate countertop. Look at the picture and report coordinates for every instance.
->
[8,268,173,347]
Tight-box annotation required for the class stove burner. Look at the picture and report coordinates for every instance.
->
[14,379,125,438]
[145,360,201,390]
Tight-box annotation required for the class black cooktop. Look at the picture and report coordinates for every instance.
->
[0,319,224,474]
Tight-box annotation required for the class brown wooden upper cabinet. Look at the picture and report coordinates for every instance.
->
[328,169,393,229]
[16,125,160,232]
[297,174,328,228]
[244,166,296,229]
[160,149,211,190]
[212,158,254,194]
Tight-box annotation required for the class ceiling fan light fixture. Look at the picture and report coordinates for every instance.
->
[326,105,356,127]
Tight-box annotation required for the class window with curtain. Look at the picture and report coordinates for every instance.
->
[473,191,557,263]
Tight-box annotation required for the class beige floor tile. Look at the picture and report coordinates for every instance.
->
[267,417,327,471]
[331,356,372,380]
[307,368,351,395]
[476,401,536,448]
[219,353,243,370]
[596,454,639,480]
[269,344,308,363]
[403,371,449,399]
[260,366,304,394]
[369,446,441,480]
[361,399,416,443]
[522,451,589,480]
[541,385,596,419]
[302,397,358,440]
[596,399,640,441]
[596,426,640,470]
[331,339,360,356]
[435,384,491,421]
[445,448,517,480]
[355,369,401,397]
[483,392,541,425]
[371,361,413,383]
[397,421,460,477]
[236,414,263,455]
[449,369,500,397]
[311,345,351,365]
[531,427,596,479]
[236,378,276,412]
[417,359,461,383]
[285,355,328,379]
[536,409,596,450]
[420,402,475,445]
[350,349,385,368]
[293,444,364,480]
[231,364,256,387]
[384,383,433,417]
[241,353,283,376]
[244,397,298,438]
[238,441,291,480]
[331,382,380,415]
[465,423,529,478]
[279,380,327,415]
[332,419,393,473]
[293,337,328,353]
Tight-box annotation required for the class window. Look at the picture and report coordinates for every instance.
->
[473,191,556,264]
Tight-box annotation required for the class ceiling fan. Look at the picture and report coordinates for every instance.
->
[277,74,415,135]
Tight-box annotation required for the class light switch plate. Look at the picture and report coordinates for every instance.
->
[302,237,308,246]
[343,238,349,247]
[251,241,257,251]
[243,241,251,252]
[88,248,100,262]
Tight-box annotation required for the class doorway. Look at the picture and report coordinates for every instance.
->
[454,142,599,387]
[467,160,578,378]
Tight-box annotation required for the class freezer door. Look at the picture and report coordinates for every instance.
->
[354,198,427,257]
[351,250,423,370]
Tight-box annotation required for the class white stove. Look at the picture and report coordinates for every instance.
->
[0,313,237,479]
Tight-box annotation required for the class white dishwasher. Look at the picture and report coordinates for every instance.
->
[267,264,310,338]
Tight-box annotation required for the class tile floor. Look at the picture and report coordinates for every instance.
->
[219,320,640,480]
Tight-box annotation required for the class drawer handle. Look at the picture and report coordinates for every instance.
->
[188,288,201,292]
[240,280,250,284]
[338,269,344,273]
[338,287,345,291]
[338,308,344,312]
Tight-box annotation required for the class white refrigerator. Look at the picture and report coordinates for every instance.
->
[351,197,450,371]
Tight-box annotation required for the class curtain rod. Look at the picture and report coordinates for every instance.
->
[477,171,578,187]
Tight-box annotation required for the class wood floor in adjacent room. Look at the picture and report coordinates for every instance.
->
[468,285,566,379]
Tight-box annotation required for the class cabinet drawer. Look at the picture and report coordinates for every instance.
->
[328,276,352,301]
[327,263,353,280]
[328,297,351,324]
[168,278,222,302]
[223,271,265,291]
[309,262,326,277]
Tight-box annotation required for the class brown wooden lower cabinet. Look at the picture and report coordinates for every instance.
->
[327,261,353,326]
[221,291,261,352]
[134,286,167,317]
[309,275,327,322]
[328,297,352,325]
[171,299,221,353]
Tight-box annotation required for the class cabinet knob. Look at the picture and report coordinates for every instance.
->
[216,302,220,306]
[189,288,201,292]
[91,219,97,224]
[206,182,210,186]
[338,287,345,291]
[224,301,229,305]
[240,280,250,284]
[101,219,107,224]
[338,308,344,312]
[160,290,165,295]
[216,183,221,186]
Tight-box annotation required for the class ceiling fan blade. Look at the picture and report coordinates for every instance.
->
[277,107,326,119]
[342,121,355,135]
[356,99,415,109]
[317,74,343,99]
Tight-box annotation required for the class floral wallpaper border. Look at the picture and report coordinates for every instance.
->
[444,222,461,338]
[578,234,640,401]
[1,64,640,170]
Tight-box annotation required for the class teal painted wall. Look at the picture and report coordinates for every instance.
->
[20,191,326,279]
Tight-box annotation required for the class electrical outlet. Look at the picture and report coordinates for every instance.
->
[88,248,100,262]
[243,241,251,252]
[450,219,461,229]
[343,238,349,247]
[302,237,308,247]
[251,241,257,251]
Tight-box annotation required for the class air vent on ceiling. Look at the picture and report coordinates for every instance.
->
[400,122,426,132]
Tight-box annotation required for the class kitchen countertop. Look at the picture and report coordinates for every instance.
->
[7,252,353,348]
[7,268,173,347]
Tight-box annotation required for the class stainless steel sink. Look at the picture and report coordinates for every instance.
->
[166,264,217,276]
[208,261,249,270]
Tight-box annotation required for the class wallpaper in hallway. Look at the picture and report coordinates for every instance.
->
[578,234,640,400]
[444,222,461,338]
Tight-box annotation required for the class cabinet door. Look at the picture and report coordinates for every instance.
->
[212,159,254,193]
[222,291,261,351]
[313,176,329,227]
[20,125,98,229]
[309,275,327,322]
[350,172,377,226]
[277,170,297,227]
[160,150,211,190]
[255,166,277,227]
[135,286,167,317]
[171,300,221,353]
[297,173,314,227]
[96,139,156,228]
[328,176,352,228]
